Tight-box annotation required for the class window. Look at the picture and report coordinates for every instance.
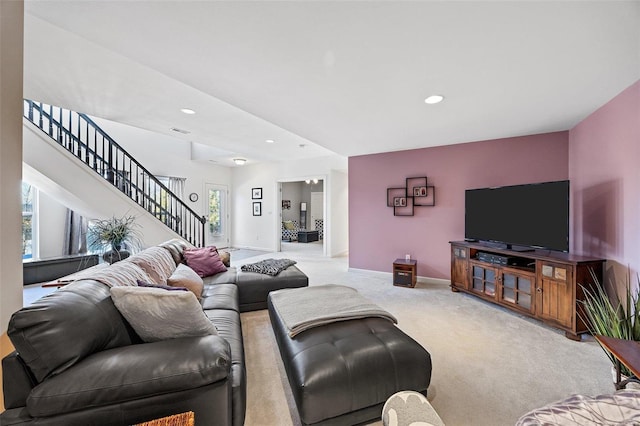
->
[22,182,37,260]
[208,188,222,235]
[205,184,228,247]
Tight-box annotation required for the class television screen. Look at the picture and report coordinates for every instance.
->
[465,180,569,252]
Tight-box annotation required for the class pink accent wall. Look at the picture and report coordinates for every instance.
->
[569,80,640,277]
[349,132,569,279]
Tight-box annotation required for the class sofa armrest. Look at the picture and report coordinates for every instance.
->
[27,335,231,417]
[2,351,36,409]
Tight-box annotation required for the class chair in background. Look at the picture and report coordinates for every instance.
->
[282,220,300,242]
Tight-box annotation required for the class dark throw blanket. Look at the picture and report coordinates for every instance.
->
[241,258,297,276]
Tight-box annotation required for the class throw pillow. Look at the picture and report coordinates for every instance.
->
[219,250,231,267]
[166,263,204,298]
[183,246,227,277]
[110,286,217,343]
[283,221,296,231]
[241,258,296,276]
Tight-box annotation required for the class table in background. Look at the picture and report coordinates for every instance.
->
[298,230,319,243]
[393,259,417,288]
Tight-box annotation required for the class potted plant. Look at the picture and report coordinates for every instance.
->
[581,268,640,379]
[88,214,143,263]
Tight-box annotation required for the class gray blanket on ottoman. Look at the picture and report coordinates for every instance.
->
[269,284,397,337]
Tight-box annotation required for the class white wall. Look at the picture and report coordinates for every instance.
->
[37,191,68,259]
[281,182,303,222]
[23,125,183,247]
[329,169,349,257]
[232,162,278,251]
[1,0,24,334]
[232,155,348,256]
[92,117,232,220]
[23,112,347,261]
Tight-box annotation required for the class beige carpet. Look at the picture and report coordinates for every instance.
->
[237,250,614,426]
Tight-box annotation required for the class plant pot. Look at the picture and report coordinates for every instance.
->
[103,249,130,264]
[611,365,640,390]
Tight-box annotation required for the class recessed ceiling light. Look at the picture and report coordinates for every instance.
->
[233,158,247,166]
[180,108,196,115]
[265,139,275,144]
[424,95,444,104]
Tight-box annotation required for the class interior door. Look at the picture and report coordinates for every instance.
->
[205,183,229,248]
[310,191,324,232]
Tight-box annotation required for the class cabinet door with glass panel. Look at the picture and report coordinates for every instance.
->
[498,267,535,314]
[469,261,498,299]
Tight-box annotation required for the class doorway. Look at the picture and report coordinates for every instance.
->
[278,178,325,256]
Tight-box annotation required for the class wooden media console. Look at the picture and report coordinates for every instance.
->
[450,241,605,340]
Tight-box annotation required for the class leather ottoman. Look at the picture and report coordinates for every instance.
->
[267,295,432,426]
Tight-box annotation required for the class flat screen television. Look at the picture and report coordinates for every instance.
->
[465,180,569,252]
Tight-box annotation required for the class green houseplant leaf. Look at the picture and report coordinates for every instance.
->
[87,214,143,253]
[580,268,640,377]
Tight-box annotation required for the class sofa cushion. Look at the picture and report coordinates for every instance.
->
[127,246,177,284]
[166,263,204,298]
[202,267,237,285]
[136,280,188,292]
[201,284,239,312]
[26,335,232,417]
[184,246,227,277]
[8,280,136,383]
[204,308,246,426]
[110,286,217,342]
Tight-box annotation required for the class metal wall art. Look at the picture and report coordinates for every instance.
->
[386,176,435,216]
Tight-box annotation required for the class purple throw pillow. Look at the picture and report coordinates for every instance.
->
[137,279,188,292]
[183,246,228,278]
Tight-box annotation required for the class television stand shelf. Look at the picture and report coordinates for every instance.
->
[450,241,605,340]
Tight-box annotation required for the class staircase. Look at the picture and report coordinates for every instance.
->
[23,99,206,247]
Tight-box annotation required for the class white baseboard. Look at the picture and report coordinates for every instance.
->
[347,268,450,286]
[233,245,272,252]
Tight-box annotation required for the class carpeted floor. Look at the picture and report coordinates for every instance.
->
[238,250,614,426]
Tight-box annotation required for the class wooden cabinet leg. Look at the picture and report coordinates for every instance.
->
[565,331,581,341]
[451,285,460,293]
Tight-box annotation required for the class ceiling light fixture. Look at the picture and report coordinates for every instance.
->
[233,158,247,166]
[180,108,196,115]
[265,139,275,144]
[424,95,444,104]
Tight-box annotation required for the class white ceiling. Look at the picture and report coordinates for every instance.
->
[24,1,640,167]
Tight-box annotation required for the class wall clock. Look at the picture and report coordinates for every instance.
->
[189,193,198,202]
